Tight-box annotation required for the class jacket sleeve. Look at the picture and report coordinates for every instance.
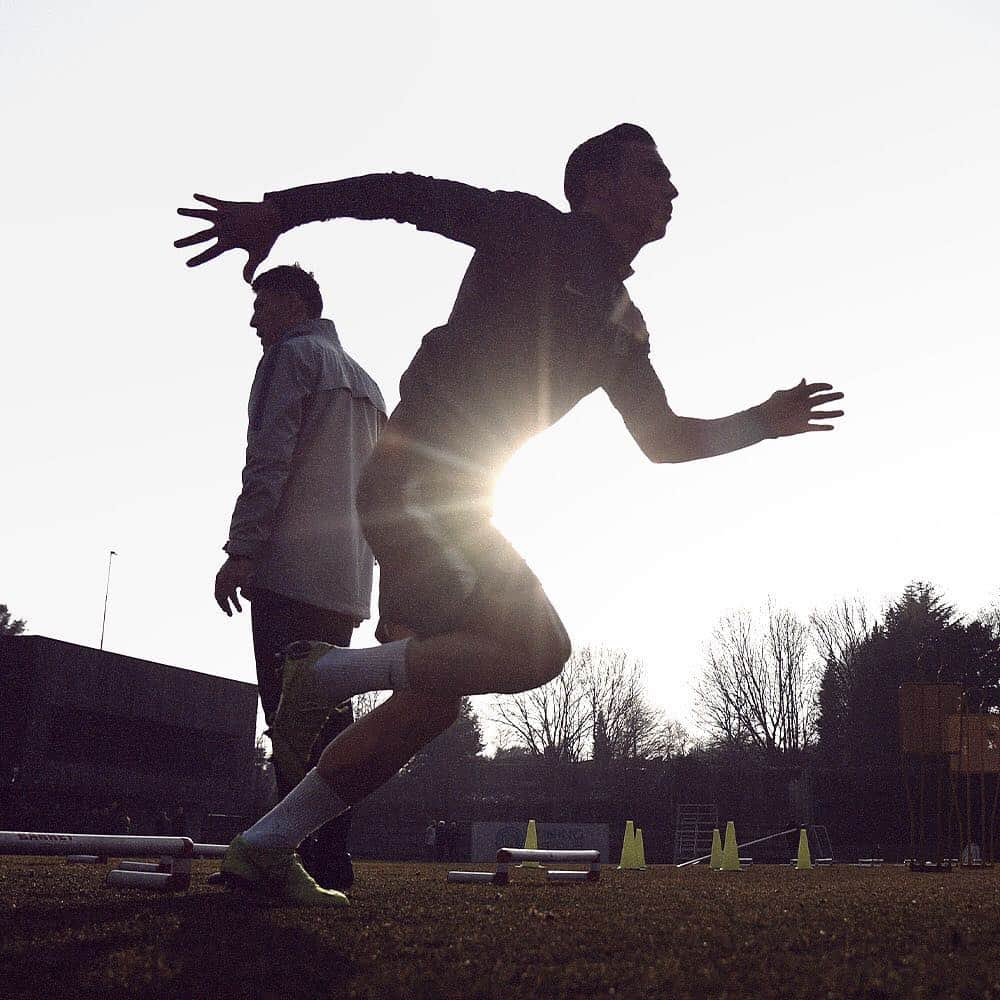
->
[264,173,555,251]
[224,343,310,559]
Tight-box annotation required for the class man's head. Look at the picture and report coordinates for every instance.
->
[250,264,323,348]
[564,124,678,256]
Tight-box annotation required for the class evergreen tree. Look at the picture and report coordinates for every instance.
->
[406,698,484,816]
[0,605,26,636]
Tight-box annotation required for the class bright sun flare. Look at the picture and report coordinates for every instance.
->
[490,398,655,603]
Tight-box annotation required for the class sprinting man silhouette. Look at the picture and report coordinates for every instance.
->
[176,124,844,906]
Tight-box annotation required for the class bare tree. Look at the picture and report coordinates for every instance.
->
[579,645,686,762]
[491,657,588,762]
[975,593,1000,639]
[810,598,871,670]
[353,690,389,719]
[492,644,687,763]
[809,598,872,749]
[694,603,817,753]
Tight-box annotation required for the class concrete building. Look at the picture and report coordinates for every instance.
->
[0,635,258,838]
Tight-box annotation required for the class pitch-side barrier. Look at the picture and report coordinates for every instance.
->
[0,830,228,892]
[449,848,601,885]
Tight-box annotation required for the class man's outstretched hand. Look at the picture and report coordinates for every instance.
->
[175,194,283,282]
[759,379,844,438]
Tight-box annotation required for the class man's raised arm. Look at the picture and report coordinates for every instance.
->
[176,174,550,282]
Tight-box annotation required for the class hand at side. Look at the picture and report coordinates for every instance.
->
[214,555,254,616]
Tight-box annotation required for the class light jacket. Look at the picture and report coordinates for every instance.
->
[225,318,386,617]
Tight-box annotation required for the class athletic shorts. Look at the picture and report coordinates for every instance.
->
[356,433,558,642]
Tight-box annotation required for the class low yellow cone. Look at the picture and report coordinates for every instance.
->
[635,828,648,869]
[518,819,541,868]
[709,827,723,870]
[795,828,812,870]
[720,820,741,871]
[618,820,642,870]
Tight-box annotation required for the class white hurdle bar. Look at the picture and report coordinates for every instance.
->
[0,831,229,893]
[449,848,601,885]
[0,831,196,858]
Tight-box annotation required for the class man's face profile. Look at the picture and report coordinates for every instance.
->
[609,142,679,244]
[251,289,299,348]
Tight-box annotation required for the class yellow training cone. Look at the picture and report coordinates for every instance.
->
[795,828,812,870]
[618,820,642,870]
[709,827,723,870]
[720,820,741,871]
[635,828,648,869]
[517,819,542,867]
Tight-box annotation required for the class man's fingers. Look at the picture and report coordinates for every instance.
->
[214,591,232,616]
[232,591,243,614]
[186,243,225,267]
[804,382,833,394]
[243,252,263,284]
[810,409,844,419]
[243,241,274,283]
[174,228,216,249]
[177,207,217,222]
[807,424,835,431]
[193,193,228,207]
[808,391,844,405]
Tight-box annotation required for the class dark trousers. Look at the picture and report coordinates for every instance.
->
[250,587,357,862]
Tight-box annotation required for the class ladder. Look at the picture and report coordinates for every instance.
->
[673,803,718,863]
[809,824,834,864]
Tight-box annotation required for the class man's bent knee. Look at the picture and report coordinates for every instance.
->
[486,587,570,685]
[492,629,571,694]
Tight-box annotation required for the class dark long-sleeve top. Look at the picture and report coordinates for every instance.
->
[265,174,672,486]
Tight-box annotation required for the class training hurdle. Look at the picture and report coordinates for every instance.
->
[0,831,228,892]
[449,848,601,885]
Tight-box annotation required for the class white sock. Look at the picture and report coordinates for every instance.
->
[242,769,348,851]
[310,638,410,704]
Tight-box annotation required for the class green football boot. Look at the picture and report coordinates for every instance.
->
[271,640,336,791]
[220,835,349,908]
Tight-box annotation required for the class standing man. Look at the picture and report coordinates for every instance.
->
[177,124,844,906]
[214,263,386,893]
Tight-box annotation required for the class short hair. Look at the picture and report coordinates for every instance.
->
[251,264,323,318]
[563,123,657,210]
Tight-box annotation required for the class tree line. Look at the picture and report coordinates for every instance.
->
[345,581,1000,855]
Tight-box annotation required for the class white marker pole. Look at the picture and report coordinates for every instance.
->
[99,549,117,650]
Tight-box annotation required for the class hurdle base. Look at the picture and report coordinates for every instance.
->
[108,856,192,891]
[449,848,600,885]
[547,870,598,882]
[447,871,509,886]
[107,869,191,892]
[908,859,954,873]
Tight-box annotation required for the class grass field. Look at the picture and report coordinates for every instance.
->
[4,857,1000,998]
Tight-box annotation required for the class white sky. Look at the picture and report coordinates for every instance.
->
[2,0,998,742]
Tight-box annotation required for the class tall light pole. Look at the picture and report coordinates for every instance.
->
[100,549,117,650]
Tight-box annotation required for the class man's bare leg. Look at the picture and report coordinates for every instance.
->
[237,591,569,867]
[300,577,571,710]
[315,689,463,801]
